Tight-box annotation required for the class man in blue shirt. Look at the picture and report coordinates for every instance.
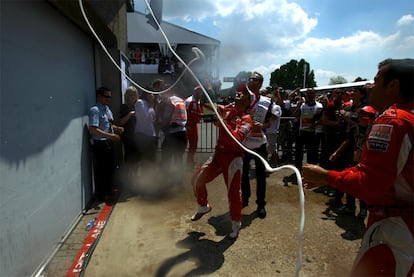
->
[89,87,124,204]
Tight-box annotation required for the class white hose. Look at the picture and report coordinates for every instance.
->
[79,1,304,275]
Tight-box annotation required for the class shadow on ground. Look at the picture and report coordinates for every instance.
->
[321,198,366,241]
[154,231,235,277]
[154,211,258,277]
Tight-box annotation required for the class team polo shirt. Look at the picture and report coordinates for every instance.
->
[243,95,273,149]
[299,101,323,131]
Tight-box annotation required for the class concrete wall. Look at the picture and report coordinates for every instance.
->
[0,2,97,275]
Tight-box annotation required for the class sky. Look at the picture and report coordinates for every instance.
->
[134,0,414,89]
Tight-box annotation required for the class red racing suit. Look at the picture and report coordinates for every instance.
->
[192,104,253,221]
[185,95,203,166]
[327,100,414,276]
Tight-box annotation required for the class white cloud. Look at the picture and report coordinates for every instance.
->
[315,69,338,79]
[314,69,341,87]
[398,35,414,50]
[397,14,414,26]
[314,69,359,87]
[135,0,414,88]
[295,31,392,57]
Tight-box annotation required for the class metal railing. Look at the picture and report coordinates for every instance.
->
[197,116,218,152]
[195,116,297,158]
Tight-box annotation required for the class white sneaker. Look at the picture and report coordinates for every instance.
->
[229,220,241,239]
[190,204,212,221]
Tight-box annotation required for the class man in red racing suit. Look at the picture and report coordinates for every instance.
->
[185,85,203,167]
[190,84,254,239]
[302,58,414,276]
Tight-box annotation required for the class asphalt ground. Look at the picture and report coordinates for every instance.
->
[44,154,364,277]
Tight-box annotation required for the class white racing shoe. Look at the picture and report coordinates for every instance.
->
[229,220,241,239]
[191,204,212,221]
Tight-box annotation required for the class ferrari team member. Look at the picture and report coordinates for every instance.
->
[302,58,414,276]
[190,84,255,239]
[185,85,203,167]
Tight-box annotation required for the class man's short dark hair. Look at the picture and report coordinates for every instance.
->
[379,58,414,101]
[96,86,110,96]
[253,71,264,82]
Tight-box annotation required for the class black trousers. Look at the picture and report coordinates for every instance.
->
[241,143,268,208]
[161,131,187,184]
[294,130,319,170]
[161,131,187,166]
[91,140,116,199]
[134,133,157,163]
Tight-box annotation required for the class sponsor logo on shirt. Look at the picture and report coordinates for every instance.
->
[366,123,393,152]
[368,124,393,141]
[367,140,389,152]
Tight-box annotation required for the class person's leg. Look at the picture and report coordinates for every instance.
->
[91,143,106,200]
[255,144,267,206]
[353,217,414,276]
[358,200,368,219]
[294,131,305,170]
[222,155,243,222]
[106,141,116,196]
[352,244,396,276]
[167,131,186,162]
[122,137,134,163]
[139,134,156,162]
[337,194,356,215]
[176,131,188,162]
[92,140,116,201]
[186,125,198,166]
[162,132,185,172]
[191,156,220,206]
[255,144,268,218]
[346,194,356,211]
[221,153,243,238]
[190,155,220,221]
[318,131,328,167]
[241,151,252,207]
[161,133,171,167]
[305,132,318,165]
[267,133,278,166]
[286,120,294,162]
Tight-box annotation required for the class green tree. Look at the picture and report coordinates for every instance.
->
[270,59,316,90]
[329,75,347,85]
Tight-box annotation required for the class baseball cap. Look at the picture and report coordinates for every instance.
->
[361,105,377,114]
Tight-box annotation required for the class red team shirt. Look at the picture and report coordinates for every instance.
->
[328,100,414,234]
[215,104,253,154]
[185,95,203,125]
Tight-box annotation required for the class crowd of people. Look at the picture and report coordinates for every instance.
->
[302,58,414,276]
[277,84,375,219]
[129,47,183,77]
[88,58,413,275]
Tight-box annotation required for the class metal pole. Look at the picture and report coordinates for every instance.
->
[303,63,307,88]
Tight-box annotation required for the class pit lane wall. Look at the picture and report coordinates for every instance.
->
[0,1,126,275]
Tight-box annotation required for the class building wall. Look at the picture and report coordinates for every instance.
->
[0,2,99,275]
[109,3,128,54]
